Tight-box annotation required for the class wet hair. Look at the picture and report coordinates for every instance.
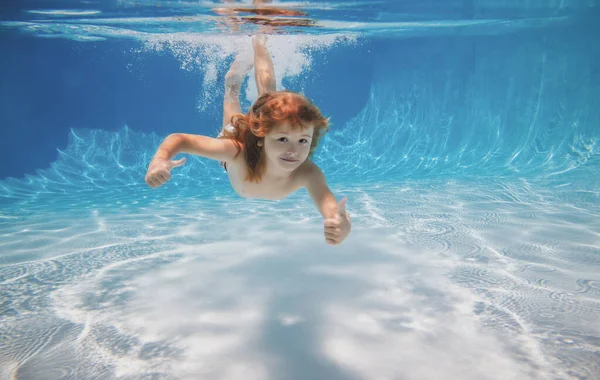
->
[221,90,329,183]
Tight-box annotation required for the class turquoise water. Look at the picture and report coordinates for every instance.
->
[1,1,600,379]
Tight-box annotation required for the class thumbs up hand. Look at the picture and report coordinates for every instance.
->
[323,197,351,245]
[145,156,186,188]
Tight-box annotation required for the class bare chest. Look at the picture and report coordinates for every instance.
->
[225,161,300,200]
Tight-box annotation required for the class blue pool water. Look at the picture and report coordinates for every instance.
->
[1,1,599,379]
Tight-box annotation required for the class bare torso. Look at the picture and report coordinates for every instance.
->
[224,154,307,200]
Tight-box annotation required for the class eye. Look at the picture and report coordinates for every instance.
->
[300,139,310,144]
[277,137,288,143]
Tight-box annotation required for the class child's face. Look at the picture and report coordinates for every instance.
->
[263,123,314,172]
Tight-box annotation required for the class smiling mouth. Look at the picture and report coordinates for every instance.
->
[280,157,298,162]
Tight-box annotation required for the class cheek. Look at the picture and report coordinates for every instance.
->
[267,142,283,153]
[265,142,282,156]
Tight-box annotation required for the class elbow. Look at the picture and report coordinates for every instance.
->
[167,133,186,146]
[163,133,187,154]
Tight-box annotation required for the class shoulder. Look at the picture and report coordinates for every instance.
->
[217,136,244,162]
[294,160,326,188]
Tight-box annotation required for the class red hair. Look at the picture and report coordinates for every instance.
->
[221,91,329,183]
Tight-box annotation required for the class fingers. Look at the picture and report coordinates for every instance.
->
[324,228,338,236]
[324,212,350,245]
[324,228,340,238]
[146,177,160,188]
[324,223,341,245]
[145,157,185,188]
[146,176,163,188]
[324,219,340,244]
[324,219,340,228]
[145,171,170,188]
[324,232,338,243]
[160,171,171,182]
[325,235,341,245]
[170,157,186,168]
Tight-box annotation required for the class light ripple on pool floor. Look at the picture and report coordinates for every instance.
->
[0,179,599,379]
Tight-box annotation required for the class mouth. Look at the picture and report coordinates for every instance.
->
[280,157,298,163]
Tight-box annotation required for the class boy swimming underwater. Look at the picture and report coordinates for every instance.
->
[145,35,351,245]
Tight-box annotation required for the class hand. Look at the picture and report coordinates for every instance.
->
[145,156,186,188]
[324,197,351,245]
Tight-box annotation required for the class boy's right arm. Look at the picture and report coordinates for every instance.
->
[145,133,238,188]
[155,133,238,161]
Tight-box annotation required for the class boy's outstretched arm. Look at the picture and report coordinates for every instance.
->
[302,162,351,245]
[145,133,237,188]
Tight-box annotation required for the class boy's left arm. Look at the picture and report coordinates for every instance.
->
[302,162,351,245]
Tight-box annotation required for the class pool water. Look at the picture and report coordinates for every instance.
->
[1,1,599,379]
